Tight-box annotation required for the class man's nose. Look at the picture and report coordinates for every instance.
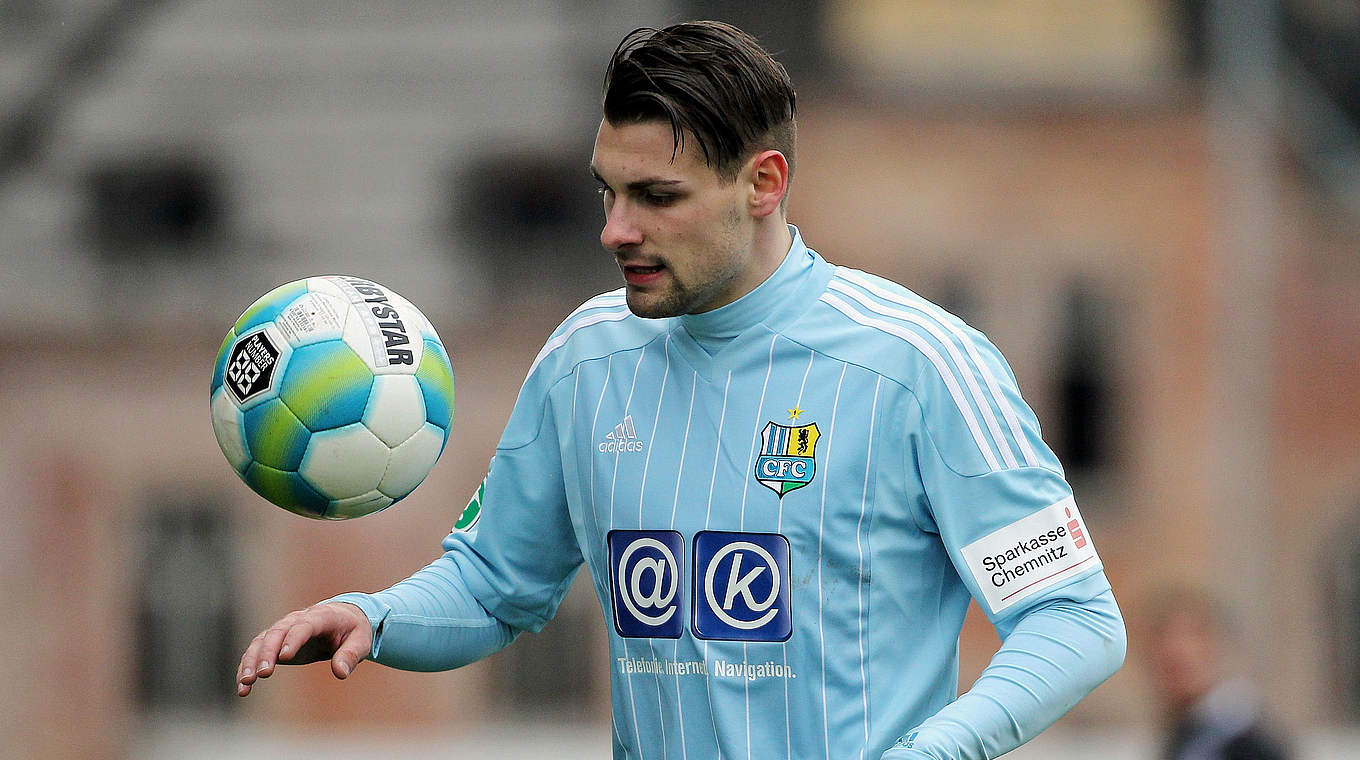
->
[601,201,643,251]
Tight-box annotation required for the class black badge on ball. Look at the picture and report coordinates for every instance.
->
[225,330,281,404]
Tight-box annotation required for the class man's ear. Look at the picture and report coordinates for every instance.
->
[746,150,789,218]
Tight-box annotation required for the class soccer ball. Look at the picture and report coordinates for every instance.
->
[210,276,454,519]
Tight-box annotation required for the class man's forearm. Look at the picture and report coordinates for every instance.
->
[327,554,517,672]
[882,588,1126,759]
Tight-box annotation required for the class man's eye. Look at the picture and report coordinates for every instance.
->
[644,193,676,206]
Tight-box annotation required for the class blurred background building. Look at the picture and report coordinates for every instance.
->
[0,1,1357,757]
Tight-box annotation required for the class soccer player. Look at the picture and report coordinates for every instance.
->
[237,21,1126,759]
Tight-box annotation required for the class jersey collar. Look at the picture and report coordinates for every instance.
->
[678,225,824,356]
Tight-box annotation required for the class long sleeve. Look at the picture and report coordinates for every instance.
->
[882,588,1126,759]
[327,556,518,672]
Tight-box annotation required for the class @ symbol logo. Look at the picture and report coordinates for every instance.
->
[617,537,679,627]
[703,542,781,630]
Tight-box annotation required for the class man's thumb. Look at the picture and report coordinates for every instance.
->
[331,642,364,679]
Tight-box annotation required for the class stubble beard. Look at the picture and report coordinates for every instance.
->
[624,208,747,319]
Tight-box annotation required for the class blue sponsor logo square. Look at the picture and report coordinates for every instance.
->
[609,530,684,638]
[692,531,791,642]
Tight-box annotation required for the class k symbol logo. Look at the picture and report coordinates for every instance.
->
[693,532,792,641]
[705,542,781,630]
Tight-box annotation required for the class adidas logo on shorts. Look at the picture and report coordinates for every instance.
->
[599,415,645,453]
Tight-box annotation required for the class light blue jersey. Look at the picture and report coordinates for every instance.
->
[334,227,1124,759]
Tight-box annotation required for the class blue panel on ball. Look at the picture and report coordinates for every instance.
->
[279,340,374,432]
[243,462,330,518]
[233,280,309,335]
[242,397,311,471]
[417,338,455,430]
[211,329,235,394]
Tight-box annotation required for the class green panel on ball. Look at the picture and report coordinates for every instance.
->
[279,340,375,431]
[233,279,308,335]
[211,328,236,394]
[416,338,455,430]
[244,462,330,518]
[242,398,311,471]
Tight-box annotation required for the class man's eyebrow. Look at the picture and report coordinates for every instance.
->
[589,166,683,191]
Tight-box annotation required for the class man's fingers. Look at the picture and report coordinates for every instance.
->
[254,621,293,678]
[237,610,307,695]
[237,604,370,696]
[238,631,270,696]
[279,620,315,663]
[238,632,267,683]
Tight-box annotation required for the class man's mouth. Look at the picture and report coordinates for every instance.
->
[620,262,666,285]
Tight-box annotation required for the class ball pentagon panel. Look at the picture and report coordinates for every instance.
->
[363,374,427,447]
[242,397,311,472]
[416,338,455,431]
[299,423,391,500]
[278,340,374,432]
[379,422,445,499]
[210,387,251,473]
[273,291,349,348]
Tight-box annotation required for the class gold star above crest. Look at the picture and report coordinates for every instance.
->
[787,406,804,421]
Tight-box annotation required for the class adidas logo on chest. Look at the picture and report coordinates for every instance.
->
[598,414,645,453]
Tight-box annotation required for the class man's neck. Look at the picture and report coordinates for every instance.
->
[747,216,794,290]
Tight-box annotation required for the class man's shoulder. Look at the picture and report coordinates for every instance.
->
[800,265,994,391]
[526,289,667,382]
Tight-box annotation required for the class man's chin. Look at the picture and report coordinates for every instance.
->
[624,288,684,319]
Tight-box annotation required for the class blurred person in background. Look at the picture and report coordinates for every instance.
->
[1148,587,1291,760]
[236,20,1125,759]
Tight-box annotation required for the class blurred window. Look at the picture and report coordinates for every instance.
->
[1052,279,1117,477]
[134,500,238,714]
[83,151,227,261]
[447,145,611,300]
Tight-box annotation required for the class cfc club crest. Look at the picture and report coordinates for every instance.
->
[755,421,820,498]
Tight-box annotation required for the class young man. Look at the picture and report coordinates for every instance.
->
[237,21,1126,759]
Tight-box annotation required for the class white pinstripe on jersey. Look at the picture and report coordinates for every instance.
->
[817,362,850,758]
[590,354,645,753]
[668,367,699,760]
[736,336,780,756]
[856,376,883,758]
[701,370,734,760]
[781,347,816,759]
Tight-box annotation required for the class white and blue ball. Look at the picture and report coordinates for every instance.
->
[210,276,454,519]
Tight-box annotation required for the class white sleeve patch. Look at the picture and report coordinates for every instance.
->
[960,496,1101,616]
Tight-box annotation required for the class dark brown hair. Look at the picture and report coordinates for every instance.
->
[602,21,797,182]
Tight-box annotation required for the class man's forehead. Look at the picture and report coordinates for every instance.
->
[591,119,708,178]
